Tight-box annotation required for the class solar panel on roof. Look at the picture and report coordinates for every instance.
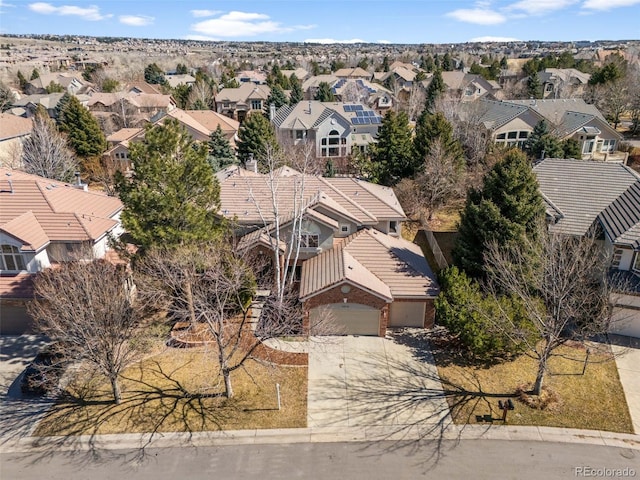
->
[353,105,363,111]
[344,105,353,112]
[372,116,382,124]
[351,118,360,125]
[355,110,365,117]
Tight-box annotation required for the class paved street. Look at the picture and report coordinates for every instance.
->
[2,440,638,480]
[307,332,450,429]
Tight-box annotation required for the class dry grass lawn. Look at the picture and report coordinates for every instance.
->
[435,342,633,433]
[34,345,307,436]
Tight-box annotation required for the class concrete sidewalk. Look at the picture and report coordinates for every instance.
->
[611,335,640,434]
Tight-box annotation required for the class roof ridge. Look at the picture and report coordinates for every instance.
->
[317,177,378,222]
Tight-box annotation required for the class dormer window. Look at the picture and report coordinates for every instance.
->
[389,221,398,234]
[1,244,26,271]
[341,225,349,234]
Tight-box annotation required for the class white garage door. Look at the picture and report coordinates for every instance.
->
[610,307,640,338]
[389,301,426,328]
[310,303,380,336]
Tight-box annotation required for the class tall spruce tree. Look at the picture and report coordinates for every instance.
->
[370,110,416,186]
[527,72,543,99]
[452,149,545,278]
[208,125,237,171]
[314,82,335,102]
[58,95,106,158]
[414,111,464,164]
[116,119,223,250]
[265,84,288,112]
[236,112,280,168]
[288,74,304,105]
[525,120,563,160]
[424,70,445,114]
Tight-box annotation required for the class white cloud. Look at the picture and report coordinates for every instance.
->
[119,15,154,26]
[304,38,367,44]
[28,2,111,20]
[378,40,392,44]
[470,35,521,42]
[190,9,222,18]
[185,34,220,41]
[191,10,313,37]
[582,0,640,9]
[446,8,506,25]
[507,0,579,15]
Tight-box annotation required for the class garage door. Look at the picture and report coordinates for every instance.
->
[610,307,640,338]
[310,303,380,336]
[389,301,426,328]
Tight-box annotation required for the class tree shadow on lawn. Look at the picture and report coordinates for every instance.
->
[0,358,254,466]
[309,328,516,468]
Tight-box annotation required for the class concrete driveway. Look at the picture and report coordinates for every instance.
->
[610,335,640,434]
[307,330,450,430]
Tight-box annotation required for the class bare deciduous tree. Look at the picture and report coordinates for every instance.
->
[27,260,139,404]
[484,230,616,396]
[21,110,78,181]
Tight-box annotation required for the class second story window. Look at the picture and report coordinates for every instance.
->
[1,244,26,271]
[251,100,262,110]
[300,233,319,248]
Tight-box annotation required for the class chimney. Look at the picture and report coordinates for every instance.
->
[269,103,276,121]
[308,100,312,114]
[245,153,258,173]
[73,171,88,191]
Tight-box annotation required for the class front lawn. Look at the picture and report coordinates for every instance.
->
[433,340,634,433]
[33,345,307,436]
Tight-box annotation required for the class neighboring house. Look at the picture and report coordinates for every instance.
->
[0,168,124,333]
[281,68,309,81]
[234,70,268,85]
[535,158,640,338]
[330,78,395,112]
[218,167,438,336]
[87,91,177,131]
[25,72,93,95]
[103,108,240,166]
[538,68,591,99]
[333,67,371,80]
[441,71,502,102]
[469,98,625,161]
[271,101,382,168]
[122,82,163,95]
[9,93,67,119]
[0,114,32,168]
[215,83,270,122]
[165,74,196,89]
[302,75,339,100]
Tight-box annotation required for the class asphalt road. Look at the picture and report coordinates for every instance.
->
[2,440,639,480]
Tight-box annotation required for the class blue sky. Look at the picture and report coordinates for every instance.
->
[0,0,639,44]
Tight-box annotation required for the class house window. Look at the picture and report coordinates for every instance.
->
[545,83,554,92]
[507,131,518,140]
[389,221,398,234]
[0,244,26,271]
[300,233,319,248]
[251,100,262,110]
[296,130,305,140]
[340,225,350,234]
[633,252,640,272]
[612,248,624,268]
[601,139,615,153]
[321,130,342,157]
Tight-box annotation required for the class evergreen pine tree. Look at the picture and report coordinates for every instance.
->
[314,82,335,102]
[30,68,40,80]
[17,70,28,90]
[414,111,464,164]
[442,53,454,71]
[424,70,445,114]
[370,110,416,186]
[265,84,288,111]
[208,125,237,171]
[527,71,543,99]
[0,81,15,112]
[236,113,280,169]
[562,138,581,159]
[116,119,223,251]
[525,120,563,160]
[144,63,167,86]
[54,92,71,125]
[452,149,545,278]
[58,95,107,158]
[288,74,304,105]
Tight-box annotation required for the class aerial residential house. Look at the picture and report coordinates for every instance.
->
[271,101,383,170]
[24,72,93,95]
[441,71,502,102]
[281,68,310,81]
[0,114,33,168]
[218,167,438,336]
[469,98,625,161]
[234,70,268,85]
[164,74,196,89]
[215,83,271,122]
[333,67,372,80]
[301,75,339,100]
[329,78,394,112]
[0,168,124,333]
[122,81,163,95]
[538,68,591,99]
[87,91,177,131]
[535,158,640,338]
[9,93,68,120]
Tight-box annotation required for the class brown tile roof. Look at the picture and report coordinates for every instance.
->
[0,113,33,141]
[215,83,270,104]
[0,273,34,298]
[1,211,49,251]
[106,127,143,144]
[300,228,439,301]
[324,177,405,219]
[184,110,240,134]
[0,169,123,246]
[124,81,163,95]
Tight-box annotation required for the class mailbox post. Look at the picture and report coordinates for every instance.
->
[498,399,515,422]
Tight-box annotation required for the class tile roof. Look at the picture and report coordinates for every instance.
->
[184,109,240,134]
[0,168,123,246]
[534,158,640,236]
[0,113,32,141]
[0,211,49,251]
[597,182,640,248]
[106,127,143,144]
[215,83,270,104]
[300,228,439,301]
[472,98,542,130]
[333,67,371,79]
[0,273,34,298]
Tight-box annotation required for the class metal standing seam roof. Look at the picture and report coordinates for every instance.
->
[534,159,640,236]
[596,182,640,249]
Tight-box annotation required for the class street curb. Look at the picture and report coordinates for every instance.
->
[1,424,639,454]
